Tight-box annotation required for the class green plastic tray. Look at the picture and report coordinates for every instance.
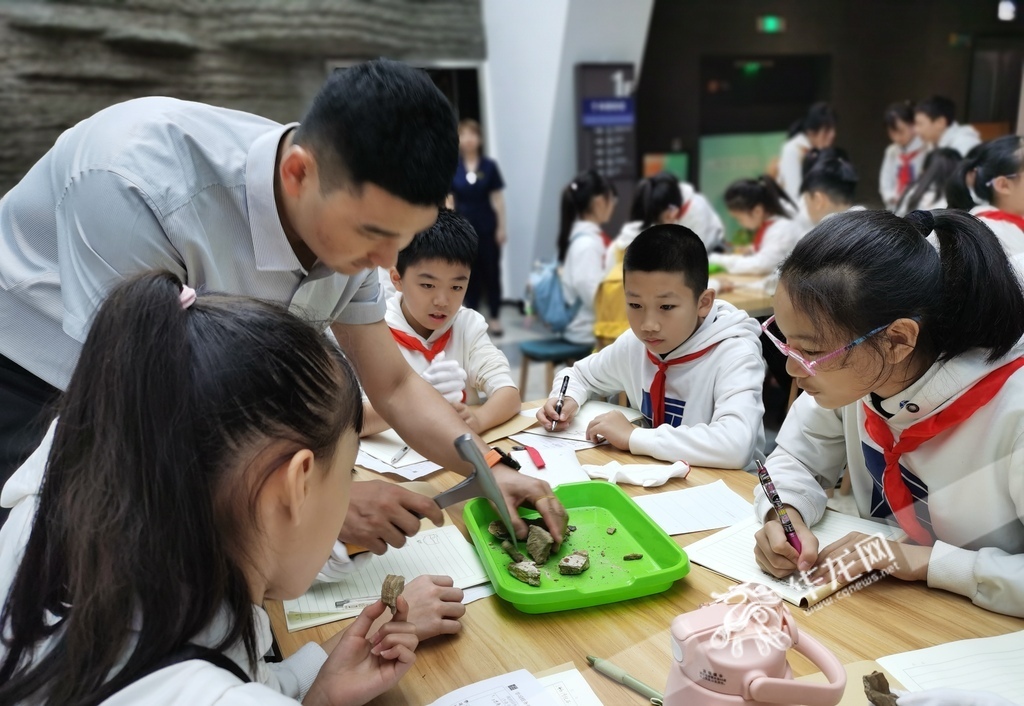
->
[463,481,689,613]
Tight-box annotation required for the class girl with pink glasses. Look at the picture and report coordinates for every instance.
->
[753,208,1024,620]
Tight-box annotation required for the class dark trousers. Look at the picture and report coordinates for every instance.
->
[465,228,502,320]
[0,355,61,527]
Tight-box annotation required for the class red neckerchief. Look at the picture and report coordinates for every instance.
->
[976,209,1024,233]
[646,344,719,427]
[861,357,1024,545]
[896,148,921,197]
[389,326,454,363]
[752,218,775,253]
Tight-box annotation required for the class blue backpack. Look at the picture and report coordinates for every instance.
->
[527,232,586,333]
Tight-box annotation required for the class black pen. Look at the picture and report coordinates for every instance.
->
[552,375,570,431]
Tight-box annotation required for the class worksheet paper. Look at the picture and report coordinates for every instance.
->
[359,428,437,469]
[509,433,598,453]
[284,525,488,631]
[427,669,560,706]
[684,511,906,607]
[536,668,604,705]
[510,448,589,488]
[520,401,644,442]
[354,449,442,481]
[633,480,753,534]
[878,631,1024,702]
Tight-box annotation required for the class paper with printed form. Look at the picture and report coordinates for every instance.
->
[355,449,442,481]
[878,631,1024,702]
[536,667,604,705]
[509,433,597,452]
[684,511,906,607]
[511,448,589,487]
[520,401,644,442]
[284,525,488,631]
[633,480,753,535]
[427,669,561,706]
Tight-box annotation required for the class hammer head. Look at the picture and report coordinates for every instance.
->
[431,434,519,548]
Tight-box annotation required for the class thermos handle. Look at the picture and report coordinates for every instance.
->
[747,631,846,706]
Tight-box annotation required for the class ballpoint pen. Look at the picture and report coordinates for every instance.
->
[586,655,664,702]
[390,445,410,465]
[551,375,570,431]
[756,459,803,553]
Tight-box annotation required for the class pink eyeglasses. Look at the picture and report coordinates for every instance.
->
[761,315,891,376]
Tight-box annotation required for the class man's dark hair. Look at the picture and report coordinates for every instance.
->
[294,58,458,206]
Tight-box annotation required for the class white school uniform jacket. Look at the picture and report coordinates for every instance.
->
[971,205,1024,259]
[561,220,607,345]
[708,217,802,275]
[679,182,726,251]
[0,424,327,704]
[937,121,981,157]
[778,133,812,204]
[879,136,926,209]
[553,300,766,469]
[385,292,516,401]
[755,346,1024,618]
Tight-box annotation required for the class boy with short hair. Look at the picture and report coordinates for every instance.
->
[537,224,766,469]
[914,95,980,157]
[362,209,521,436]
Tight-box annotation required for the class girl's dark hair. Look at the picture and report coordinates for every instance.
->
[800,150,858,204]
[724,175,795,217]
[0,272,363,706]
[884,100,914,130]
[557,169,616,261]
[629,171,683,228]
[947,135,1024,209]
[898,147,961,213]
[788,101,837,138]
[780,209,1024,368]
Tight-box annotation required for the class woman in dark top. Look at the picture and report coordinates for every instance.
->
[451,119,508,335]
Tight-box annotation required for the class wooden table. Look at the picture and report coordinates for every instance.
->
[267,442,1024,705]
[716,274,773,318]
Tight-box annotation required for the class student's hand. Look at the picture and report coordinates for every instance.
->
[806,531,932,587]
[585,411,634,449]
[451,401,482,434]
[401,575,466,640]
[753,508,819,576]
[895,688,1017,706]
[340,481,444,555]
[491,464,568,545]
[536,396,579,431]
[421,352,467,404]
[304,597,417,706]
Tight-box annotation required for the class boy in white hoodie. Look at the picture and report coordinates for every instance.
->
[538,224,766,469]
[361,209,520,437]
[914,95,980,157]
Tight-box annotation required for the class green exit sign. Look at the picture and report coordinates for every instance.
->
[757,15,786,33]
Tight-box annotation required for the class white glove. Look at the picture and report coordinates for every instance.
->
[581,459,690,488]
[896,688,1018,706]
[421,351,467,404]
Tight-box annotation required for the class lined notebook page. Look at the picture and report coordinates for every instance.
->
[685,511,906,606]
[284,525,488,631]
[634,479,753,535]
[520,401,643,441]
[878,631,1024,701]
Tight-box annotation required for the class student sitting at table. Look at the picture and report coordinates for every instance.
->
[800,150,864,226]
[537,225,766,469]
[753,209,1024,619]
[361,209,520,437]
[947,134,1024,259]
[709,176,803,276]
[0,273,419,704]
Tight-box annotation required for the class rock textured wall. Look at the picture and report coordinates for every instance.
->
[0,0,484,194]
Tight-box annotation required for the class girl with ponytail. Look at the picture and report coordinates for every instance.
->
[0,272,419,705]
[947,134,1024,257]
[778,102,837,203]
[800,149,862,225]
[709,175,802,275]
[603,171,683,275]
[752,209,1024,619]
[556,169,617,345]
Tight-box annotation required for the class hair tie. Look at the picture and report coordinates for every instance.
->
[179,284,197,310]
[904,209,935,236]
